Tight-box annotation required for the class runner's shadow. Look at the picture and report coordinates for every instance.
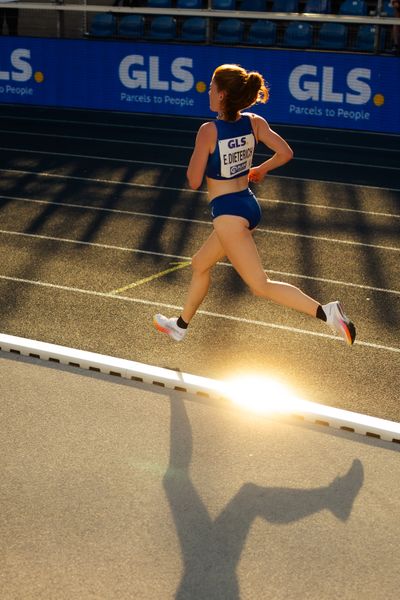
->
[164,396,364,600]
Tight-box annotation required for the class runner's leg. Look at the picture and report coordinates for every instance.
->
[181,230,226,323]
[213,216,320,317]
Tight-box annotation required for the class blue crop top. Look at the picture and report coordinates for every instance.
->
[205,113,256,180]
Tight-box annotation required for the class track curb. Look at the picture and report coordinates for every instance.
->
[1,333,400,445]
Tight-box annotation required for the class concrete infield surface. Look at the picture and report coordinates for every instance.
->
[1,351,400,600]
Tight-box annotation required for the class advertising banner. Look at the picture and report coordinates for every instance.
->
[0,36,399,133]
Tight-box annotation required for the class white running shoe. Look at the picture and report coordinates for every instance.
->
[322,301,356,346]
[153,314,187,342]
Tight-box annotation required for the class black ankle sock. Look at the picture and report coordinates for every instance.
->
[316,305,327,322]
[177,316,188,329]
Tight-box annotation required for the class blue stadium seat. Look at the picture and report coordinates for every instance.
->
[148,16,177,39]
[181,17,207,41]
[283,21,313,47]
[271,0,299,11]
[354,25,388,52]
[245,19,277,45]
[240,0,267,10]
[317,22,347,49]
[379,27,389,51]
[353,24,376,50]
[118,15,145,38]
[339,0,367,15]
[89,14,117,37]
[177,0,203,7]
[212,0,236,9]
[303,0,331,13]
[215,18,244,43]
[380,0,395,15]
[147,0,172,6]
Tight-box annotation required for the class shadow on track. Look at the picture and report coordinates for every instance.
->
[164,394,364,600]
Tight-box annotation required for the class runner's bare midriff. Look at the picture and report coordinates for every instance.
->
[206,174,249,202]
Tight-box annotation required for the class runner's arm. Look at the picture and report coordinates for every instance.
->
[249,116,293,183]
[187,123,215,190]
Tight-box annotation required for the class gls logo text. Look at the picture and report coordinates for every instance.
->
[289,65,371,105]
[0,49,32,81]
[227,136,247,149]
[119,55,194,92]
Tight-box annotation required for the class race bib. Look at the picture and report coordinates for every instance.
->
[218,133,255,178]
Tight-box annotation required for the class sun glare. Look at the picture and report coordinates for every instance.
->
[224,375,303,415]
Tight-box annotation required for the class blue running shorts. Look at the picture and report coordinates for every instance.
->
[209,188,262,230]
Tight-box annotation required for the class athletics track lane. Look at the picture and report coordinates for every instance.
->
[0,104,399,421]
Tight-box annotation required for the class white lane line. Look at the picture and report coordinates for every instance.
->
[2,129,399,171]
[277,136,400,154]
[271,173,400,191]
[0,229,190,260]
[1,185,399,220]
[0,198,210,227]
[2,164,400,194]
[1,119,399,154]
[1,332,400,442]
[0,115,198,135]
[0,145,399,173]
[266,198,400,219]
[1,207,398,252]
[3,106,399,147]
[0,229,399,295]
[0,167,200,192]
[0,274,399,354]
[3,195,400,257]
[256,229,399,252]
[263,270,400,297]
[0,146,180,165]
[0,146,182,167]
[1,129,192,150]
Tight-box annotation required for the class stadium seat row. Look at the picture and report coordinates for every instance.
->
[89,14,387,51]
[141,0,395,14]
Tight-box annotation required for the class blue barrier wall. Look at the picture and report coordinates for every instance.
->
[0,37,399,134]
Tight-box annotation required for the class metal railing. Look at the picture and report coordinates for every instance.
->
[0,1,398,52]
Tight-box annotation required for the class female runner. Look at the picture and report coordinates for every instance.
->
[154,64,356,345]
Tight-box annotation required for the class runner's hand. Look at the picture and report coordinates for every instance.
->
[248,166,266,183]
